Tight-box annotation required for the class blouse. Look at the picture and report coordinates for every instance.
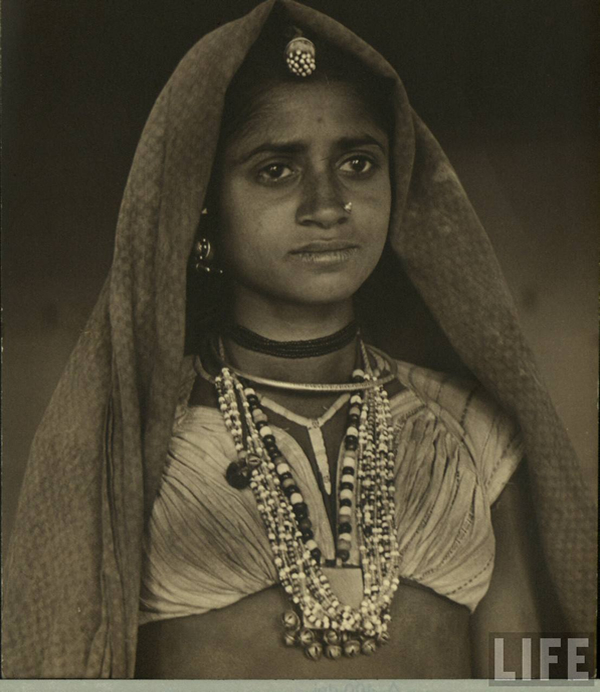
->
[139,358,523,624]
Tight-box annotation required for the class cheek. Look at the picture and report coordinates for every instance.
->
[358,187,392,243]
[218,198,289,272]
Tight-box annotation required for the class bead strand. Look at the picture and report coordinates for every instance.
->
[215,345,401,661]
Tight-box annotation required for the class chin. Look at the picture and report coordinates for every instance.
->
[284,282,364,307]
[240,268,373,309]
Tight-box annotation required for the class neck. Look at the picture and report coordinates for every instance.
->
[224,292,358,384]
[230,287,355,341]
[222,337,360,385]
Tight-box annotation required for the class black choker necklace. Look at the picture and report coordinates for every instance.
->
[224,321,359,359]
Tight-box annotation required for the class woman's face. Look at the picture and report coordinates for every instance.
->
[215,81,391,311]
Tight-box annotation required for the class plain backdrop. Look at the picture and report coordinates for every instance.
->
[2,0,598,547]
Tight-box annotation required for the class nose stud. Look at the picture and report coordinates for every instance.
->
[343,202,352,214]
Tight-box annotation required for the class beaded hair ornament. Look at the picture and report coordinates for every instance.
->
[285,32,316,77]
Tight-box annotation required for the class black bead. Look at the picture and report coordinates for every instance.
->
[262,434,276,445]
[340,498,352,507]
[345,437,358,450]
[340,482,354,491]
[293,503,308,520]
[341,466,355,476]
[310,548,322,563]
[336,549,350,563]
[255,419,266,430]
[284,484,300,497]
[363,526,373,537]
[279,471,293,481]
[338,522,352,534]
[347,415,360,427]
[301,528,314,541]
[268,447,282,459]
[247,395,260,407]
[299,518,312,532]
[225,461,251,490]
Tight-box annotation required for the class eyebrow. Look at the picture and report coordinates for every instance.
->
[235,134,387,164]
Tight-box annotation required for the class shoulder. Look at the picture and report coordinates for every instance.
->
[385,356,524,503]
[393,359,490,431]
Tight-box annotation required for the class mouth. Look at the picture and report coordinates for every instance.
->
[289,241,359,264]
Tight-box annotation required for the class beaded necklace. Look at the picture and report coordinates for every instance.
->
[209,341,402,661]
[224,321,359,359]
[202,336,398,392]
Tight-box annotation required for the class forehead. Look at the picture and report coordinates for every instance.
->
[225,81,389,151]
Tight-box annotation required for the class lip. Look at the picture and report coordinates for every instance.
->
[290,240,359,254]
[289,243,359,265]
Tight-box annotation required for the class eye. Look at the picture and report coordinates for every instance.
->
[338,155,376,176]
[256,163,296,184]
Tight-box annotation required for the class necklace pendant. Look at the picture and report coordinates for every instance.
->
[324,643,343,660]
[322,566,364,610]
[225,460,251,489]
[303,642,323,661]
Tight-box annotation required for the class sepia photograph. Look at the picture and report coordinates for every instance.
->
[2,0,597,682]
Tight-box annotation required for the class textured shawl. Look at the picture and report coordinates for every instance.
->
[3,0,596,678]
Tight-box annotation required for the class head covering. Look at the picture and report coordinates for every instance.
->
[4,0,596,678]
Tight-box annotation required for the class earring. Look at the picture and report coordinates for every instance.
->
[193,237,223,274]
[192,207,223,275]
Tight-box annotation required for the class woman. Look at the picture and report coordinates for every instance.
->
[4,0,595,679]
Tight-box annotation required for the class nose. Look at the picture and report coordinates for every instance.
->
[296,168,348,230]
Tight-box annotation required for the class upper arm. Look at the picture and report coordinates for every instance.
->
[469,461,565,678]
